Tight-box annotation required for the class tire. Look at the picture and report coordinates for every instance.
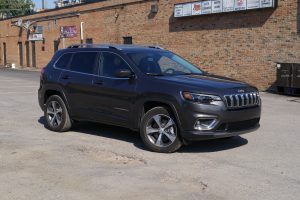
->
[140,107,182,153]
[44,95,72,132]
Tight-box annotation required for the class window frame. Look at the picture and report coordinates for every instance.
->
[53,50,136,79]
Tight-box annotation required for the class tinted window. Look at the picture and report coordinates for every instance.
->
[127,51,203,75]
[70,52,99,74]
[100,52,130,77]
[55,53,72,69]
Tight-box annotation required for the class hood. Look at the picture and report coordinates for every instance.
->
[155,74,256,93]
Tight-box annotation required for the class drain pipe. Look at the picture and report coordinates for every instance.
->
[80,22,84,44]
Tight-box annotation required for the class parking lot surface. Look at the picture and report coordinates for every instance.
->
[0,69,299,200]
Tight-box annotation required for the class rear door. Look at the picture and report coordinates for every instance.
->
[59,51,100,120]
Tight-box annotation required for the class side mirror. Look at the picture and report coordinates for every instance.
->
[115,69,134,78]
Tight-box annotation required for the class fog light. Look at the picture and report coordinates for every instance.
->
[195,118,218,131]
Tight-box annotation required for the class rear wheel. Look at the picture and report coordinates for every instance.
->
[140,107,182,153]
[44,95,72,132]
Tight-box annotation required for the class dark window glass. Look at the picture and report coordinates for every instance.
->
[123,36,132,44]
[127,51,203,76]
[100,52,130,77]
[55,53,72,69]
[70,52,99,74]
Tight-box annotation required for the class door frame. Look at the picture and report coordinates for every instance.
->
[25,41,30,67]
[31,41,36,68]
[18,42,24,66]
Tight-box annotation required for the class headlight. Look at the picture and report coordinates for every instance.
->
[182,92,221,104]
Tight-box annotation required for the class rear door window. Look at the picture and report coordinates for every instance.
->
[55,53,73,69]
[70,52,99,75]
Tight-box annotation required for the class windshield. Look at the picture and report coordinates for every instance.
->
[126,51,203,76]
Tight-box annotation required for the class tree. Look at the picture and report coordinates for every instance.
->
[0,0,34,19]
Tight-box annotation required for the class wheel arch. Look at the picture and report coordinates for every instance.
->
[43,86,70,111]
[136,99,182,131]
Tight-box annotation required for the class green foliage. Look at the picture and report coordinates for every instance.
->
[0,0,35,18]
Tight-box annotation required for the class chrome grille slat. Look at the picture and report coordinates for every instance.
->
[224,92,259,109]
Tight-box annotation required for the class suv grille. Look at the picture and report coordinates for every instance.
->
[224,92,260,109]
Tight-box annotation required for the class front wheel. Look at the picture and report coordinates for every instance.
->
[140,107,182,153]
[44,95,72,132]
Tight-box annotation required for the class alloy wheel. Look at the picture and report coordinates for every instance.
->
[146,114,177,147]
[46,101,63,127]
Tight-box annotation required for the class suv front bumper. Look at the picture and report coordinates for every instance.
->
[179,100,261,141]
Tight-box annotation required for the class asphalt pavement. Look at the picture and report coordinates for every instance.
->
[0,68,299,200]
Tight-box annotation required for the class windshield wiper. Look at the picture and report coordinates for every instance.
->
[145,73,164,76]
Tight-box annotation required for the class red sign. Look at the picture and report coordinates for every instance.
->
[60,26,77,38]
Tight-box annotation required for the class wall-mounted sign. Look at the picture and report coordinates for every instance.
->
[182,3,192,16]
[212,0,223,13]
[28,33,43,41]
[202,1,212,14]
[247,0,260,9]
[223,0,234,12]
[192,2,202,15]
[234,0,246,11]
[260,0,273,8]
[174,4,183,17]
[174,0,275,17]
[60,26,77,38]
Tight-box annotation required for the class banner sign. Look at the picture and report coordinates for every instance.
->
[174,0,274,17]
[60,26,77,38]
[28,33,43,41]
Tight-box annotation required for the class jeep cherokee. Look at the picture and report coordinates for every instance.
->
[38,44,261,153]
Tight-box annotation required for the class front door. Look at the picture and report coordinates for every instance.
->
[90,51,137,127]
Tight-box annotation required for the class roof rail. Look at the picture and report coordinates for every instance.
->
[67,44,164,50]
[147,45,164,50]
[67,44,110,49]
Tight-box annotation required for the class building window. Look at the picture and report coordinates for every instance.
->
[86,38,93,44]
[123,36,132,45]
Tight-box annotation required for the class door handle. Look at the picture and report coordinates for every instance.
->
[61,75,71,80]
[93,80,103,85]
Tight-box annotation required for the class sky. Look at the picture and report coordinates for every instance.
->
[33,0,56,9]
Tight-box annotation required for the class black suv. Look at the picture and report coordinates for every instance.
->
[38,44,261,153]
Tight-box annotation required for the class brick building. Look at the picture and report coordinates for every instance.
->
[0,0,299,90]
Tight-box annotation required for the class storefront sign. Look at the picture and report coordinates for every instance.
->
[174,0,275,17]
[234,0,246,11]
[60,26,77,38]
[174,4,183,17]
[247,0,260,9]
[223,0,234,12]
[260,0,273,8]
[28,33,43,41]
[192,2,202,15]
[202,1,212,14]
[212,0,223,13]
[182,4,192,16]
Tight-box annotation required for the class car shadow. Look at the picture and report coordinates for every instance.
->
[38,117,248,153]
[178,137,248,153]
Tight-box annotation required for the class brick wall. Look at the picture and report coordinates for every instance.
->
[0,0,299,90]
